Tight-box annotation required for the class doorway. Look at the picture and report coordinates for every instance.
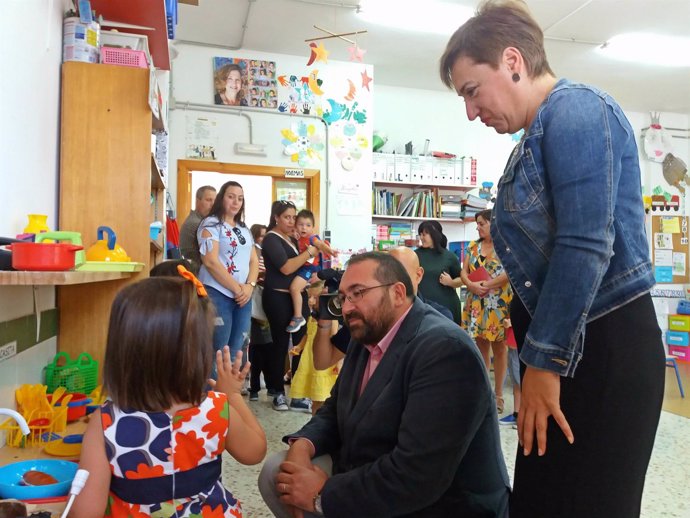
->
[176,160,321,229]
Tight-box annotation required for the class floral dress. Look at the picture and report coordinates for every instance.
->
[100,391,242,518]
[461,240,513,342]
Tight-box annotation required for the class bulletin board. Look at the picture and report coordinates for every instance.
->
[651,215,689,284]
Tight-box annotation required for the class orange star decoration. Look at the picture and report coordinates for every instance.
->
[312,42,330,63]
[347,44,366,62]
[361,69,373,91]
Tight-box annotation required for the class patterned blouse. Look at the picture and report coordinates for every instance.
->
[100,391,242,517]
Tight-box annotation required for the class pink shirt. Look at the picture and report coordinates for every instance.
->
[359,305,413,395]
[289,304,413,456]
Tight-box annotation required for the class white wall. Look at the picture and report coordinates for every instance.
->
[168,44,374,251]
[0,1,66,418]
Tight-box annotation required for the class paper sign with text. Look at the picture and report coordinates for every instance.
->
[284,168,305,178]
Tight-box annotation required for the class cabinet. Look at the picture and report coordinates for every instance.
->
[57,62,162,369]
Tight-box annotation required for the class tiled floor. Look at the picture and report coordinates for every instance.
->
[223,384,690,518]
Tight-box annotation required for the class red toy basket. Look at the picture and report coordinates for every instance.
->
[101,47,148,68]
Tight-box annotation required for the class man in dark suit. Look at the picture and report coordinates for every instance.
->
[258,252,510,517]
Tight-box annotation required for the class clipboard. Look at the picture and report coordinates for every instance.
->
[467,266,491,283]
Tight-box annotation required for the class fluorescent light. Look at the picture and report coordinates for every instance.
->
[234,142,266,156]
[357,0,473,35]
[598,33,690,67]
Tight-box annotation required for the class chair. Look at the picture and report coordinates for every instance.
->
[666,355,685,398]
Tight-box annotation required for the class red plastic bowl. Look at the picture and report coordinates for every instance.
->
[8,242,83,271]
[47,393,91,422]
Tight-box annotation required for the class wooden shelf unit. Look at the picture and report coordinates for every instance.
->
[0,271,134,286]
[58,62,158,370]
[373,180,476,192]
[372,214,471,223]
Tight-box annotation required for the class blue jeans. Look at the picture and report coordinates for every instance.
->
[206,286,252,380]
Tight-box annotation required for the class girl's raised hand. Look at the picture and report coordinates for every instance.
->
[209,346,251,395]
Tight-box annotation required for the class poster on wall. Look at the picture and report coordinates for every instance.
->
[275,180,307,211]
[212,57,277,108]
[185,115,219,160]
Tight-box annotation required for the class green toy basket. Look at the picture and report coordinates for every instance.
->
[44,352,98,394]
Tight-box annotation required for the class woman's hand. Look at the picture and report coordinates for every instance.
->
[468,281,489,297]
[517,366,574,457]
[439,271,453,286]
[209,346,250,395]
[234,284,252,307]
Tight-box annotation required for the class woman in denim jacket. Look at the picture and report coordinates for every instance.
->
[440,1,665,517]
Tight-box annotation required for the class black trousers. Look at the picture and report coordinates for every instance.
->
[262,289,308,395]
[509,293,664,518]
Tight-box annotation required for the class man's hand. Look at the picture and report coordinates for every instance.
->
[276,461,328,514]
[517,366,574,456]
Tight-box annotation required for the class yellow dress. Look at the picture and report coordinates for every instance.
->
[461,241,513,342]
[289,319,340,402]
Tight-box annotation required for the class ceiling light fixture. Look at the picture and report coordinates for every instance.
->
[356,0,472,35]
[598,33,690,68]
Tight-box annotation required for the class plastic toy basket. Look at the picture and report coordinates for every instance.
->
[44,352,98,395]
[100,46,148,68]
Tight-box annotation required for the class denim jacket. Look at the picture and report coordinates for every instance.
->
[492,79,654,377]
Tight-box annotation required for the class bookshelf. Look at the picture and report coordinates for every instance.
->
[371,153,486,249]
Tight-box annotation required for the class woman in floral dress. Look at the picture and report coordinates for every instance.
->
[461,209,512,413]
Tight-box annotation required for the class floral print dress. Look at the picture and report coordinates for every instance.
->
[100,391,242,518]
[461,240,513,342]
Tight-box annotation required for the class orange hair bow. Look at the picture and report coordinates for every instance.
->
[177,265,208,297]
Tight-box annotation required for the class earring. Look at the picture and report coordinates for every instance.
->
[512,72,520,83]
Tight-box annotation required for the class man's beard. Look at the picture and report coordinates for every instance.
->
[344,297,394,344]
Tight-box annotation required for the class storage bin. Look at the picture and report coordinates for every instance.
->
[666,330,689,346]
[101,47,148,68]
[44,352,99,394]
[677,299,690,315]
[669,345,690,362]
[668,314,690,331]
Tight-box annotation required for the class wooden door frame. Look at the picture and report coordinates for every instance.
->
[176,160,321,228]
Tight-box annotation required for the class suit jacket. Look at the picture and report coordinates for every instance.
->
[289,298,510,517]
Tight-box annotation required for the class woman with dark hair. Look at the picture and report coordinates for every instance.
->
[440,1,664,516]
[414,220,462,321]
[213,63,248,106]
[460,209,512,413]
[261,201,318,411]
[197,181,259,377]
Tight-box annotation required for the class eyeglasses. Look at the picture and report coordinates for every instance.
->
[336,283,396,305]
[278,200,296,207]
[232,227,246,245]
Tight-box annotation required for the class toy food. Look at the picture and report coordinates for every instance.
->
[20,470,58,486]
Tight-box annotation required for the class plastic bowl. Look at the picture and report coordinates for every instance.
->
[0,459,77,499]
[47,393,91,422]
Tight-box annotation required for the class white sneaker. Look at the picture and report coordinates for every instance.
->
[272,394,289,411]
[289,398,312,414]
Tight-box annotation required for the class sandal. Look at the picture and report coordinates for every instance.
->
[496,396,505,414]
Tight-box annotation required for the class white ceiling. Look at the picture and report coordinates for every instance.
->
[175,0,690,114]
